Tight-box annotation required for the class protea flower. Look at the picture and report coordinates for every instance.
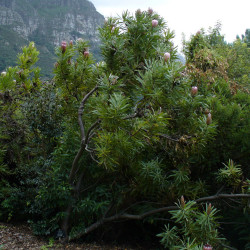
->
[181,195,185,208]
[164,52,170,62]
[76,38,83,43]
[152,19,158,27]
[207,203,212,215]
[1,71,6,77]
[135,9,142,16]
[203,244,212,250]
[61,41,67,53]
[191,86,198,95]
[84,50,89,58]
[204,109,210,115]
[206,113,212,125]
[148,7,153,15]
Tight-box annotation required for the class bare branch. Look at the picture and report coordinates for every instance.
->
[69,146,85,184]
[123,112,139,120]
[85,119,101,145]
[69,205,177,240]
[69,193,250,241]
[195,193,250,203]
[78,85,98,140]
[89,151,100,164]
[220,243,237,250]
[69,87,99,184]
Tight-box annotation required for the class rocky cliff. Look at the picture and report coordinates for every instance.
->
[0,0,104,77]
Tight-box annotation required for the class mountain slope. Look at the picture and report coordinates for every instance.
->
[0,0,104,78]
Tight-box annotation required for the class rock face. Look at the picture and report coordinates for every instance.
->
[0,0,104,77]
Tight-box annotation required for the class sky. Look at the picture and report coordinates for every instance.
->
[91,0,250,50]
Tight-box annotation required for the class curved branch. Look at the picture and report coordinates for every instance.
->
[69,193,250,241]
[69,146,85,184]
[78,85,98,140]
[195,193,250,203]
[85,119,101,144]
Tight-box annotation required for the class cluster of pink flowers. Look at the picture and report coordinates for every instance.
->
[61,41,67,53]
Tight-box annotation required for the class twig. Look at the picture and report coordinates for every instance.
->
[216,185,225,195]
[85,119,101,145]
[158,133,179,142]
[196,193,250,203]
[123,112,139,120]
[220,243,237,250]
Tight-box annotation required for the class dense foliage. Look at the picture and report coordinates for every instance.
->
[0,9,249,249]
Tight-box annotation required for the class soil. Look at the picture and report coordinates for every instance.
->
[0,222,141,250]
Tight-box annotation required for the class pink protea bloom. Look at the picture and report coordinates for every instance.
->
[148,7,153,15]
[206,113,212,125]
[191,86,198,95]
[164,52,170,62]
[203,244,212,250]
[152,19,158,27]
[76,38,83,43]
[61,41,67,53]
[84,50,89,58]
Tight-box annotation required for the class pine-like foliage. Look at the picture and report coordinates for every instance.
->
[0,9,249,249]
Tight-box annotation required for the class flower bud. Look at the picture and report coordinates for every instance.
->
[61,41,67,53]
[207,203,212,215]
[135,9,142,16]
[1,71,6,77]
[70,40,73,46]
[148,7,153,15]
[76,38,83,43]
[84,50,89,58]
[191,86,198,96]
[152,19,158,27]
[204,109,210,115]
[203,244,212,250]
[18,70,23,77]
[164,52,170,62]
[181,195,185,208]
[111,26,116,33]
[197,30,201,35]
[206,113,212,125]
